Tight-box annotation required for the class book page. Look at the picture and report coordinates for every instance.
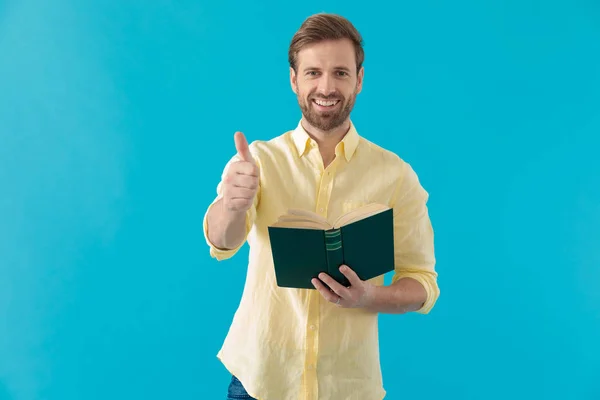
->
[333,203,390,228]
[271,209,332,230]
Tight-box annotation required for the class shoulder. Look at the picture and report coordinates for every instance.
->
[246,130,296,161]
[357,136,411,173]
[356,136,424,193]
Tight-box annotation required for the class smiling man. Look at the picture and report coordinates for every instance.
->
[204,13,439,400]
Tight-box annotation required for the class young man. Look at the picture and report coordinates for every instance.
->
[204,13,439,400]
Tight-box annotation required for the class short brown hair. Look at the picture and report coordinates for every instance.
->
[288,13,364,73]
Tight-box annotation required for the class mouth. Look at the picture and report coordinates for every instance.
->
[312,98,341,111]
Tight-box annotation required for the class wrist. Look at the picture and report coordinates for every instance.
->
[210,200,249,249]
[359,282,378,309]
[220,199,248,220]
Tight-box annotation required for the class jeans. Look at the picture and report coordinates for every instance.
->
[226,375,257,400]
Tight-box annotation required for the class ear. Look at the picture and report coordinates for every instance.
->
[356,66,364,94]
[290,67,298,94]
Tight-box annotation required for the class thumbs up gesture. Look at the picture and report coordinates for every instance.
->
[222,132,259,213]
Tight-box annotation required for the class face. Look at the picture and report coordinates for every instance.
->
[290,39,364,133]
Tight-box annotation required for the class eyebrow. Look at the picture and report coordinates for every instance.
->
[334,66,351,72]
[302,66,352,72]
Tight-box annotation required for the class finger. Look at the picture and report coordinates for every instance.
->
[226,186,256,199]
[234,132,255,164]
[311,278,341,303]
[231,161,259,177]
[318,272,351,299]
[228,174,258,190]
[339,265,362,286]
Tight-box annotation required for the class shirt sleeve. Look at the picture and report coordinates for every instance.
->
[390,160,439,314]
[202,147,261,261]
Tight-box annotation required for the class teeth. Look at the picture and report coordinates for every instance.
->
[314,99,339,107]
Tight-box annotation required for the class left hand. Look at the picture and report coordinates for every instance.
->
[311,264,375,308]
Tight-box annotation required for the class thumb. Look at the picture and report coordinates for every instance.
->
[234,131,255,163]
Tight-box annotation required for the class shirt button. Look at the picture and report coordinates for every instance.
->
[308,364,315,370]
[319,208,324,212]
[310,325,316,330]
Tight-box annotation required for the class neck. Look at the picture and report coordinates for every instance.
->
[301,118,351,167]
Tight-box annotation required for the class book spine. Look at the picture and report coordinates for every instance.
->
[324,229,348,286]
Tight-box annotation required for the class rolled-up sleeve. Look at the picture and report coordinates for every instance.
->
[202,149,260,261]
[390,161,439,314]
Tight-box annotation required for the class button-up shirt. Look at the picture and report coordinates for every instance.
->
[203,121,439,400]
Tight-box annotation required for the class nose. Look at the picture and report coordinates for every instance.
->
[316,74,336,97]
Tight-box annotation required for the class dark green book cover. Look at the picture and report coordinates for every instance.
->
[267,207,395,289]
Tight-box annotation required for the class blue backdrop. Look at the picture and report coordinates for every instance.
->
[1,0,599,399]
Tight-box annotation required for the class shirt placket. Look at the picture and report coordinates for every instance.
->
[303,146,338,400]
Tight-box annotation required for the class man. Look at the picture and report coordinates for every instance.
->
[204,13,439,400]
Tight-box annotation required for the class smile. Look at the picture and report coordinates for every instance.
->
[312,99,340,108]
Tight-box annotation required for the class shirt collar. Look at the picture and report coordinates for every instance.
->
[291,120,360,162]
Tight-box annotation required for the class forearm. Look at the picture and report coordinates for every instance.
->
[364,277,427,314]
[206,198,248,250]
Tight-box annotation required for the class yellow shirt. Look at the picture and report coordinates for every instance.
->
[203,121,439,400]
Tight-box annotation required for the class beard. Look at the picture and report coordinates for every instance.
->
[297,89,357,132]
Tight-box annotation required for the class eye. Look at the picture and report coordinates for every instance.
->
[336,71,349,77]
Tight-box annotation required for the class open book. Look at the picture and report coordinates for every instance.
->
[267,203,395,289]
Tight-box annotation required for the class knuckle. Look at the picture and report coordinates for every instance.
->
[238,162,250,173]
[228,162,240,173]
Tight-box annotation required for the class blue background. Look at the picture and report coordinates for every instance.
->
[1,0,599,399]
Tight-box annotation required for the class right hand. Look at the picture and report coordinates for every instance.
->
[222,131,259,213]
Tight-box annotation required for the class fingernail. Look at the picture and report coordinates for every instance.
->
[340,265,346,271]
